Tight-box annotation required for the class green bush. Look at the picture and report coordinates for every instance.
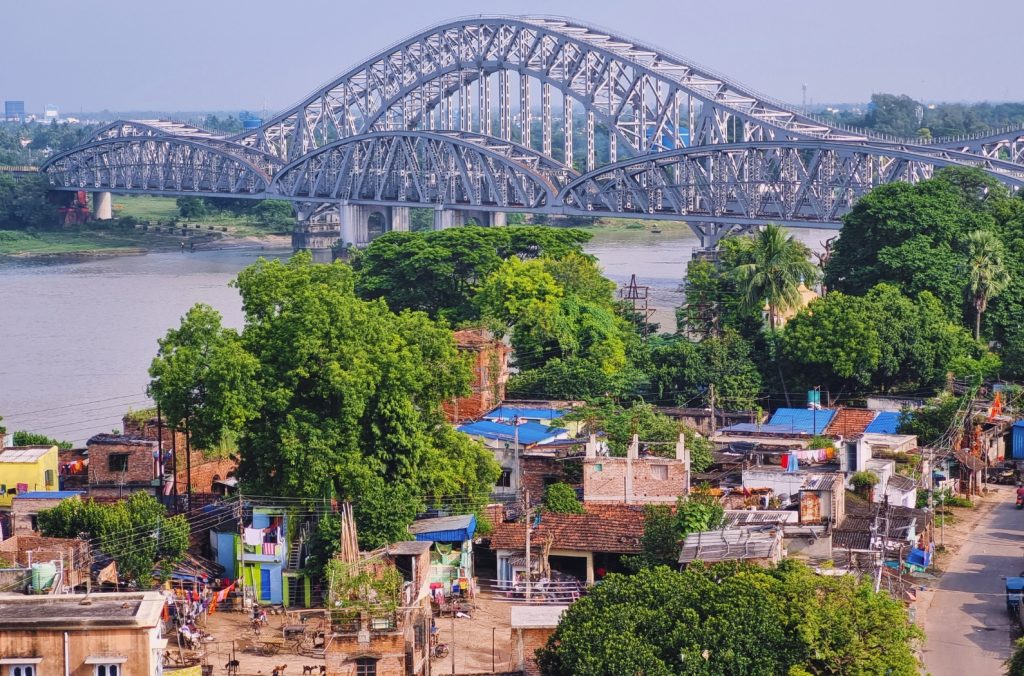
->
[543,482,584,514]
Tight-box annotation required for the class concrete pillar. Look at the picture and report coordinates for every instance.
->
[433,208,458,230]
[92,191,112,220]
[390,206,411,232]
[461,210,506,227]
[339,204,359,249]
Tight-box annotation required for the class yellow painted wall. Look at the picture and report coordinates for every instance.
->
[0,446,59,508]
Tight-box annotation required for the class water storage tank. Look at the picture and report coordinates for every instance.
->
[31,561,58,594]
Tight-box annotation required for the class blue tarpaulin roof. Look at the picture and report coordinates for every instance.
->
[16,491,84,499]
[484,405,566,421]
[408,514,477,543]
[458,420,566,445]
[767,408,837,435]
[865,411,902,434]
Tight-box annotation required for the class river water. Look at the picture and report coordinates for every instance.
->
[0,227,833,444]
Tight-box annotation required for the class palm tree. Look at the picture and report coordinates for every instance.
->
[963,229,1011,341]
[735,224,820,331]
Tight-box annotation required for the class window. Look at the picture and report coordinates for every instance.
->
[496,468,512,488]
[594,463,603,472]
[11,666,37,676]
[30,515,39,531]
[651,465,668,481]
[94,666,120,676]
[355,657,378,676]
[108,453,129,472]
[44,469,55,486]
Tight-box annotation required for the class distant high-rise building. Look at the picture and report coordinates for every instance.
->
[4,100,26,123]
[44,104,58,120]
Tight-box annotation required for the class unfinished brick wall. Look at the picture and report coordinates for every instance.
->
[0,535,90,587]
[519,626,557,676]
[583,457,687,504]
[11,496,66,534]
[122,414,237,494]
[326,629,407,676]
[86,436,158,490]
[441,329,511,423]
[520,455,580,500]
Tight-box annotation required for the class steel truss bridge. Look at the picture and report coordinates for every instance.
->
[40,16,1024,250]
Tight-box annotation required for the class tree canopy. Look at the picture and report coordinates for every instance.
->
[149,254,499,548]
[536,562,922,676]
[352,226,591,324]
[37,493,189,585]
[735,224,819,331]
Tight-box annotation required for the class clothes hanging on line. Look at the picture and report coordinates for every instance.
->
[243,528,263,546]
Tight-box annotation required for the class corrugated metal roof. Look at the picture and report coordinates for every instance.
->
[408,514,477,542]
[724,510,798,526]
[802,474,840,491]
[15,491,83,500]
[718,423,810,435]
[457,420,567,445]
[887,475,917,492]
[679,528,782,563]
[0,446,54,463]
[767,408,837,435]
[484,405,566,422]
[866,411,902,434]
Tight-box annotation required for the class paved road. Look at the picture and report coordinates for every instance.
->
[922,486,1023,675]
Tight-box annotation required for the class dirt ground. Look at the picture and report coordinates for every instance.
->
[164,607,326,675]
[431,597,516,674]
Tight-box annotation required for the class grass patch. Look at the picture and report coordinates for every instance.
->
[114,196,290,238]
[0,229,148,255]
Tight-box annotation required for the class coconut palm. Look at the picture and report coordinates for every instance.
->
[735,224,820,331]
[963,229,1011,341]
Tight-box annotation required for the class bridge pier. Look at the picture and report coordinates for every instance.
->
[92,191,112,220]
[690,222,762,250]
[432,208,506,230]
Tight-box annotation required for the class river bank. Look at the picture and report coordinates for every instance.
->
[0,228,291,258]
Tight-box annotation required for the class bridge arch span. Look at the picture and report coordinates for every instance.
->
[233,16,862,164]
[41,136,272,197]
[558,140,1024,229]
[269,130,573,209]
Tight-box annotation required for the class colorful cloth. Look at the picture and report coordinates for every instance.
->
[261,542,277,556]
[243,528,263,546]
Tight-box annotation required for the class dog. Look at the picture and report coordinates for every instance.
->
[272,666,288,676]
[225,659,240,675]
[302,668,316,675]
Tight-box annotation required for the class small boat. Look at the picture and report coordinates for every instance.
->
[650,225,662,234]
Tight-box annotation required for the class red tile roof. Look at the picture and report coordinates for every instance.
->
[489,503,647,554]
[824,407,878,437]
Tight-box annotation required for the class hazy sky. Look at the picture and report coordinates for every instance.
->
[3,0,1021,114]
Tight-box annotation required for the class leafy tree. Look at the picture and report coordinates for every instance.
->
[1006,637,1024,676]
[851,471,880,497]
[252,199,294,227]
[11,431,71,449]
[899,394,969,446]
[150,254,499,547]
[505,356,639,400]
[963,229,1011,340]
[678,238,761,340]
[37,493,189,585]
[353,226,590,324]
[148,304,259,450]
[536,561,921,676]
[781,292,881,394]
[0,414,5,436]
[176,196,207,219]
[735,224,819,331]
[566,402,712,472]
[647,330,762,410]
[543,482,584,514]
[626,492,725,570]
[825,168,1003,319]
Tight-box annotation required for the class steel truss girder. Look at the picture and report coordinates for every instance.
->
[271,130,574,208]
[559,140,1024,226]
[936,128,1024,165]
[40,137,272,196]
[230,16,863,162]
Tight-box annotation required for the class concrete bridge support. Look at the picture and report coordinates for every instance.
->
[337,204,411,248]
[690,222,762,250]
[92,191,112,220]
[432,208,506,230]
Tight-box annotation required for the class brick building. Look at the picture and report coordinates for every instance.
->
[0,591,166,675]
[511,605,567,676]
[326,541,433,675]
[490,503,647,584]
[0,534,91,591]
[121,412,238,496]
[441,328,511,422]
[11,490,84,534]
[85,434,160,499]
[583,433,690,504]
